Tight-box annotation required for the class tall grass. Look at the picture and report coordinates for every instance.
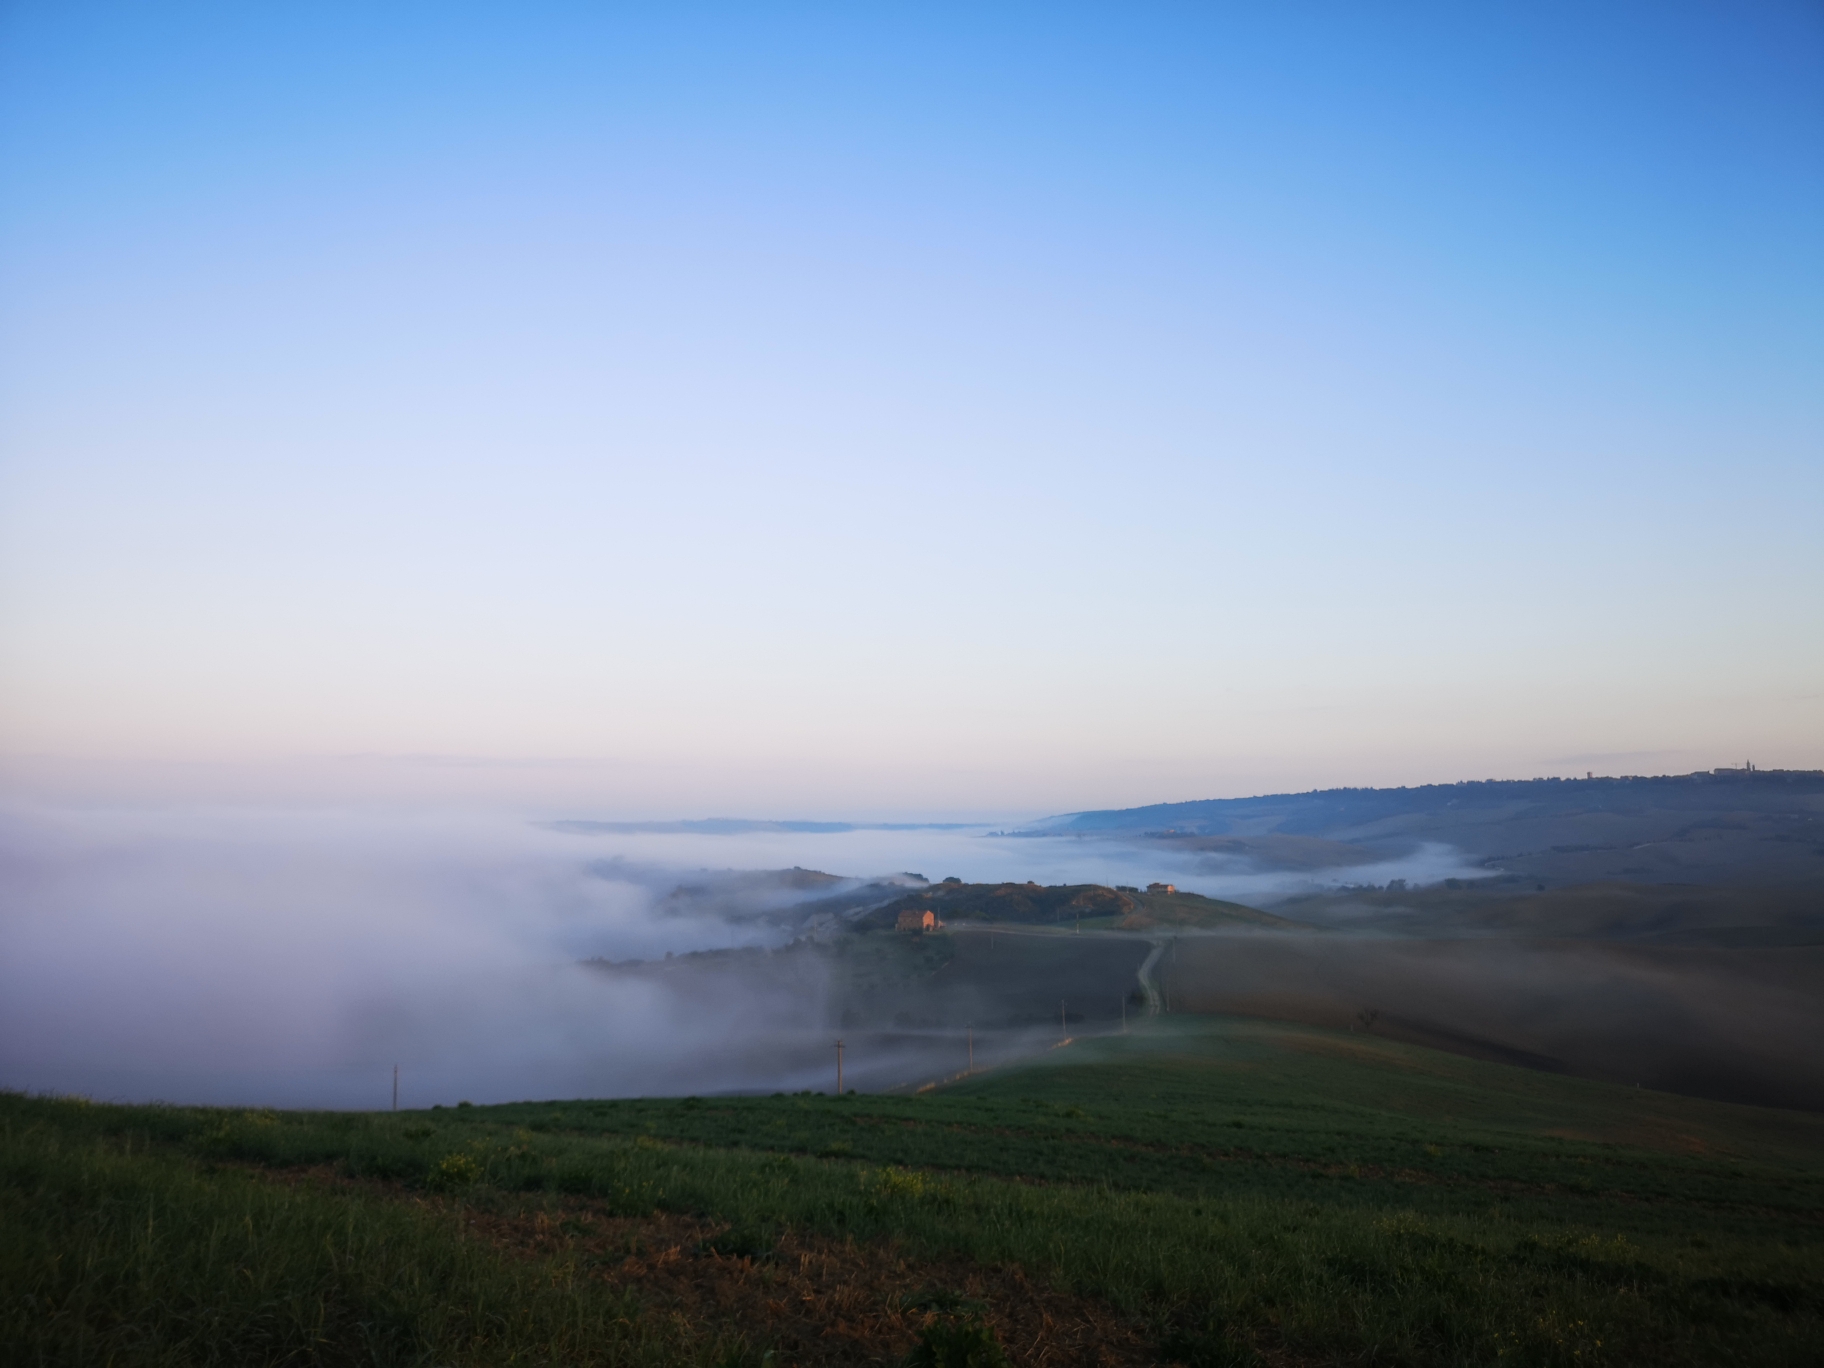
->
[1,1099,721,1367]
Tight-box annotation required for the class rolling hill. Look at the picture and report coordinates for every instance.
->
[1028,769,1824,888]
[864,880,1307,933]
[11,1014,1820,1366]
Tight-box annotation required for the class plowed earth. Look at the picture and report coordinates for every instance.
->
[262,1166,1173,1366]
[466,1201,1155,1368]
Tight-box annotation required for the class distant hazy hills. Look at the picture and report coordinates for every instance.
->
[549,769,1824,890]
[565,771,1824,1111]
[1034,770,1824,837]
[1029,770,1824,888]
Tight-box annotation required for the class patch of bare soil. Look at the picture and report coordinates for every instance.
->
[463,1200,1156,1368]
[259,1166,1323,1366]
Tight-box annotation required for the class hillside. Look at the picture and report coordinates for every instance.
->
[581,872,1823,1108]
[10,1016,1820,1366]
[1278,878,1824,944]
[1029,769,1824,887]
[864,880,1306,933]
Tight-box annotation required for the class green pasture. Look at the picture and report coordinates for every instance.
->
[5,1016,1822,1366]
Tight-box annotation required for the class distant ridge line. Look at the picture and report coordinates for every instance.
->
[1024,768,1824,836]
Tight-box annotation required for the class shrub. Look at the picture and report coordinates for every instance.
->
[902,1315,1009,1368]
[699,1223,778,1261]
[427,1152,482,1190]
[1160,1315,1260,1368]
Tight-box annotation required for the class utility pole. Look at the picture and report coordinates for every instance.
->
[392,1064,398,1112]
[835,1039,844,1095]
[1060,1000,1067,1041]
[967,1026,974,1073]
[1121,995,1126,1032]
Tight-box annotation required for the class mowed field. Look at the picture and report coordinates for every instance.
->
[7,1016,1822,1367]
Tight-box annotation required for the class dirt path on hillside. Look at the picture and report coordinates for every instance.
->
[1135,938,1168,1016]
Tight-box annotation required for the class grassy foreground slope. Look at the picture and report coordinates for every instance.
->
[6,1018,1822,1367]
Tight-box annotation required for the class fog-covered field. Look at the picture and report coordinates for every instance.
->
[0,804,1445,1107]
[4,799,1817,1111]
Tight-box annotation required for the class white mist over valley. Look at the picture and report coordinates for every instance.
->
[0,802,1485,1109]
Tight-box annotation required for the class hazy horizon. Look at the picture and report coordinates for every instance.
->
[2,749,1817,823]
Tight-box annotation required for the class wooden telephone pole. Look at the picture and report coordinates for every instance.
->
[967,1026,974,1073]
[1060,1000,1067,1041]
[392,1065,398,1112]
[835,1039,844,1095]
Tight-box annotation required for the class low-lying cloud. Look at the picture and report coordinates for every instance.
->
[0,806,834,1108]
[0,805,1486,1110]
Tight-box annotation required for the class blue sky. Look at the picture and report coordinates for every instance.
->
[1,2,1819,816]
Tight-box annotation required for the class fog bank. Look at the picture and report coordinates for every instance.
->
[0,806,818,1108]
[0,804,1483,1108]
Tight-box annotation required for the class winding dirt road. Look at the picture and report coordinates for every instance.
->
[1135,938,1168,1016]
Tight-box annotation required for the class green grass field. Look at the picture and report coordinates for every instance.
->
[7,1016,1821,1366]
